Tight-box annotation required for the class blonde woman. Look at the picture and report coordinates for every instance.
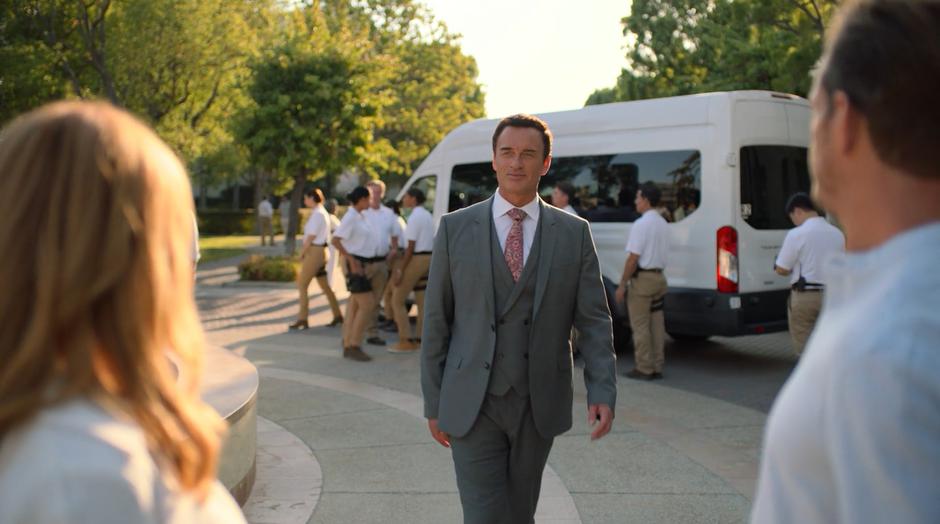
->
[0,102,245,523]
[289,188,343,330]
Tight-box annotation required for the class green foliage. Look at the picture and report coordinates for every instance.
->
[587,0,839,104]
[197,210,259,235]
[238,255,298,282]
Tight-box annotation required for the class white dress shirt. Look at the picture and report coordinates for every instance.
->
[775,216,845,285]
[492,191,541,267]
[0,398,246,523]
[406,206,435,253]
[625,209,670,269]
[752,222,940,524]
[303,205,330,246]
[365,205,399,257]
[334,208,378,258]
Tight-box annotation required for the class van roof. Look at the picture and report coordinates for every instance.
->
[432,90,808,155]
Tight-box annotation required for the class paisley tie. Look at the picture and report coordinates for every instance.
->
[504,208,527,281]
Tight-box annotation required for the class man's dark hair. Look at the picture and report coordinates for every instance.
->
[305,188,324,203]
[785,192,818,215]
[406,187,426,205]
[492,114,553,159]
[386,199,401,215]
[555,181,574,200]
[638,181,661,207]
[817,0,940,179]
[347,186,370,205]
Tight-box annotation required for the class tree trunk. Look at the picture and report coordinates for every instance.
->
[286,170,306,255]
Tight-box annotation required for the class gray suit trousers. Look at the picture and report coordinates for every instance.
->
[450,390,553,524]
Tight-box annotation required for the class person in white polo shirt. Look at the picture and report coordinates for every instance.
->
[364,179,400,346]
[332,186,381,362]
[774,192,845,355]
[289,188,344,331]
[616,181,670,380]
[552,181,578,215]
[389,187,435,352]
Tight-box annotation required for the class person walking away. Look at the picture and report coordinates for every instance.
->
[258,195,274,246]
[421,114,617,523]
[363,179,400,346]
[389,187,434,353]
[616,181,669,380]
[289,188,343,331]
[774,192,845,355]
[0,101,245,522]
[752,1,940,522]
[331,186,381,362]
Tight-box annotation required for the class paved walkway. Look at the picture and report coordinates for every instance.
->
[197,253,792,524]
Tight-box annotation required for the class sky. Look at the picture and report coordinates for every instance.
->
[419,0,631,119]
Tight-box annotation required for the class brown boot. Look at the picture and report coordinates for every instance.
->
[343,346,372,362]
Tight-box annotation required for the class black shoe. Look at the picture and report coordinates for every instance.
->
[343,346,372,362]
[326,317,343,327]
[366,336,386,346]
[624,369,655,381]
[650,372,664,380]
[288,320,309,331]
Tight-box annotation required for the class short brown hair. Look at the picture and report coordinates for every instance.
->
[492,114,553,159]
[817,0,940,179]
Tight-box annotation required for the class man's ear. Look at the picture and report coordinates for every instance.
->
[830,90,864,155]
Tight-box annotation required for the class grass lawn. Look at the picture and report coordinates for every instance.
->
[198,235,260,263]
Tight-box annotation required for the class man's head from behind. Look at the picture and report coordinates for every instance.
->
[635,181,661,214]
[810,0,940,214]
[785,192,820,226]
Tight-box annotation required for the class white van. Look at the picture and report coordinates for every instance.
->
[398,91,811,348]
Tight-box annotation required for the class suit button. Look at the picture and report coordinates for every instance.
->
[483,362,490,370]
[524,319,530,326]
[499,319,505,325]
[491,324,495,332]
[523,353,529,359]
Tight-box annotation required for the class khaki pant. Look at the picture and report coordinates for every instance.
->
[392,254,431,343]
[627,271,667,374]
[296,245,342,321]
[367,260,389,338]
[788,290,823,356]
[383,258,401,321]
[259,216,274,246]
[342,260,381,348]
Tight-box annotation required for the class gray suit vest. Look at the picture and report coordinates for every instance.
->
[487,217,541,396]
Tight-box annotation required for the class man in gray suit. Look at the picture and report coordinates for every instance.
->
[421,114,617,523]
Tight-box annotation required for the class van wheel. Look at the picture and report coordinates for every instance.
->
[668,332,711,343]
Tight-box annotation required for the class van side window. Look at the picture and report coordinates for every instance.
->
[740,146,810,230]
[449,149,701,223]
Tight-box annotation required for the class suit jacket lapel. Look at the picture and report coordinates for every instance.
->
[474,196,496,323]
[532,199,557,318]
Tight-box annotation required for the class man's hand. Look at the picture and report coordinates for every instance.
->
[588,404,613,441]
[615,284,627,306]
[348,258,363,275]
[428,418,450,448]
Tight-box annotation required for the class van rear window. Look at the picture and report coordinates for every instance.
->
[450,149,701,223]
[739,146,811,230]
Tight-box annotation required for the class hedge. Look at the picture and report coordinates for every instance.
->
[237,255,299,282]
[197,208,312,235]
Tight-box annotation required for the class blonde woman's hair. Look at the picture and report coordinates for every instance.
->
[0,101,222,496]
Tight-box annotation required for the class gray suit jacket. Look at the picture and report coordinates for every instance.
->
[421,196,617,439]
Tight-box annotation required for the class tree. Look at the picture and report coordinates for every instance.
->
[586,0,840,105]
[238,35,388,253]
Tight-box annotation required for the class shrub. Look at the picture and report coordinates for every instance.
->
[238,255,298,282]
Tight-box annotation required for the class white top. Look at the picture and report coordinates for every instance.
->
[492,191,541,266]
[562,204,577,216]
[364,205,399,257]
[0,397,245,524]
[625,209,670,269]
[751,222,940,524]
[775,216,845,285]
[334,208,378,258]
[303,205,330,246]
[405,206,435,253]
[258,200,273,218]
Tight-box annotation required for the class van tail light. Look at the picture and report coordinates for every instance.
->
[717,226,738,293]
